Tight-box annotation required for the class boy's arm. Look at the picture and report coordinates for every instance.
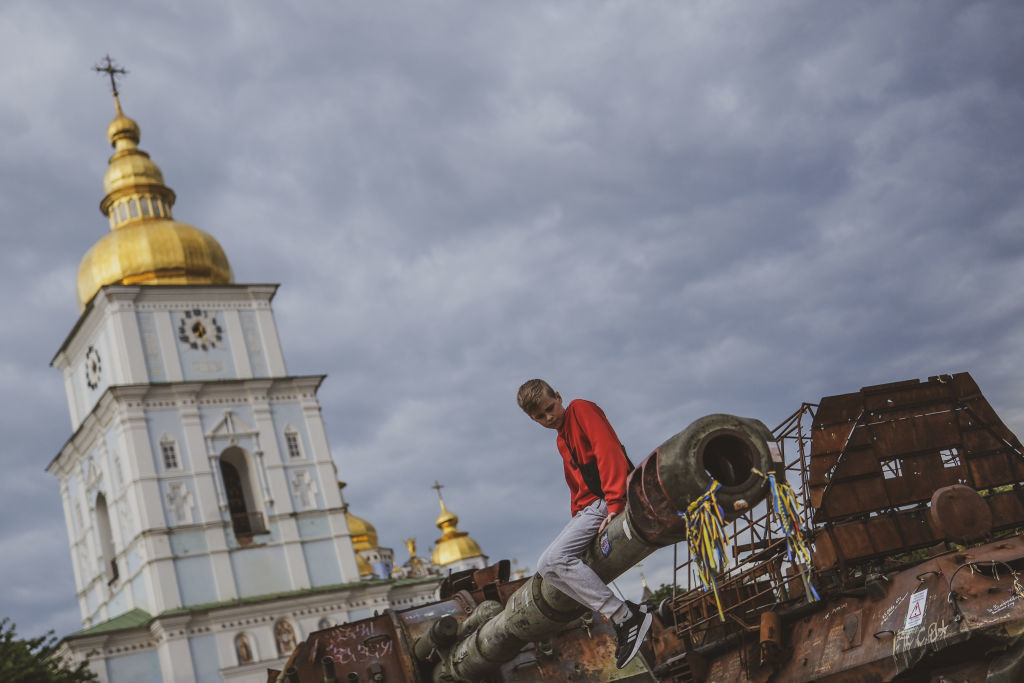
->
[574,402,629,517]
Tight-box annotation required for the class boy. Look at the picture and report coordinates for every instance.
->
[517,379,652,669]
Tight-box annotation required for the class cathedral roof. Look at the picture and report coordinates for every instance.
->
[76,92,233,311]
[430,492,485,567]
[346,511,379,552]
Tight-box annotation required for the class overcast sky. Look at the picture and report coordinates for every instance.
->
[2,0,1023,641]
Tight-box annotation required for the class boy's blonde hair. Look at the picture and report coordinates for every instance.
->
[517,379,557,414]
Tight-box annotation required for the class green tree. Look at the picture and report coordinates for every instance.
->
[0,618,98,682]
[647,582,676,606]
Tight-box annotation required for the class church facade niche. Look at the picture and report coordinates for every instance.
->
[274,619,297,657]
[219,446,266,538]
[234,632,255,664]
[94,492,119,585]
[164,481,195,526]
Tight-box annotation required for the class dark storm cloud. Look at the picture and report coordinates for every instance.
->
[2,0,1022,640]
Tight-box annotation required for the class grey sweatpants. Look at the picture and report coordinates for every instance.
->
[536,499,624,620]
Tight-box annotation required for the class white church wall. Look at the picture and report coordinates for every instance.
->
[187,633,220,681]
[126,547,144,576]
[106,649,161,683]
[302,540,344,587]
[169,529,207,554]
[175,555,219,605]
[251,304,287,376]
[296,515,331,539]
[222,310,253,379]
[230,545,291,597]
[130,573,148,611]
[238,310,270,377]
[136,311,166,382]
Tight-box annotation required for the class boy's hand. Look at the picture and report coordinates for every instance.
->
[598,511,617,534]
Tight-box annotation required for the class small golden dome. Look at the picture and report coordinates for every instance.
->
[106,112,140,146]
[430,497,485,567]
[76,101,233,311]
[346,512,379,551]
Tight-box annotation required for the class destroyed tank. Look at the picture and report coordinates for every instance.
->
[270,372,1024,682]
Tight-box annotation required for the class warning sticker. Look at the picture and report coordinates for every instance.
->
[904,589,928,629]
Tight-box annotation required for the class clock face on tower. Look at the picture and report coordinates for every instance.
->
[85,345,102,389]
[178,309,223,351]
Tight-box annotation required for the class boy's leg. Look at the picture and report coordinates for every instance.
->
[536,499,624,620]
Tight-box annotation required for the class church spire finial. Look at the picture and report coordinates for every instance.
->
[93,54,128,115]
[432,480,448,512]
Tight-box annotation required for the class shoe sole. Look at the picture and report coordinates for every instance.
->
[618,610,653,669]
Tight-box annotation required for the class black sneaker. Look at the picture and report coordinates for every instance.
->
[613,601,653,669]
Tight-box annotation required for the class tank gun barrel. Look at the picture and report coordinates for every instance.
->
[432,413,778,682]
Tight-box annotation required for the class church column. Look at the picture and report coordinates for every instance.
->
[300,391,361,581]
[117,392,184,614]
[253,304,287,376]
[105,289,149,384]
[152,619,196,682]
[224,310,254,379]
[154,310,185,382]
[251,390,312,589]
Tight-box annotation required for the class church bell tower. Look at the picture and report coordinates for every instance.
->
[43,60,440,682]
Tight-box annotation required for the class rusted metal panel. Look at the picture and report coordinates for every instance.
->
[821,476,889,518]
[827,446,877,480]
[292,611,422,682]
[812,373,1024,526]
[810,420,857,458]
[864,410,959,459]
[988,490,1024,530]
[701,535,1024,682]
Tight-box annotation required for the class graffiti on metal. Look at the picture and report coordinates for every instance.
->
[892,619,959,668]
[823,602,848,621]
[986,596,1019,616]
[880,592,909,624]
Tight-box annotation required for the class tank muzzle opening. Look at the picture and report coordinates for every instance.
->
[702,432,755,487]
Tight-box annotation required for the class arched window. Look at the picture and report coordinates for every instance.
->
[220,447,267,537]
[95,493,119,584]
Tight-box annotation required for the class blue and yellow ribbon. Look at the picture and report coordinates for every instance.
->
[757,468,820,602]
[680,479,731,621]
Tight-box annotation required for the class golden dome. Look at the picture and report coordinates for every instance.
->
[76,100,233,310]
[346,512,379,552]
[430,497,485,567]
